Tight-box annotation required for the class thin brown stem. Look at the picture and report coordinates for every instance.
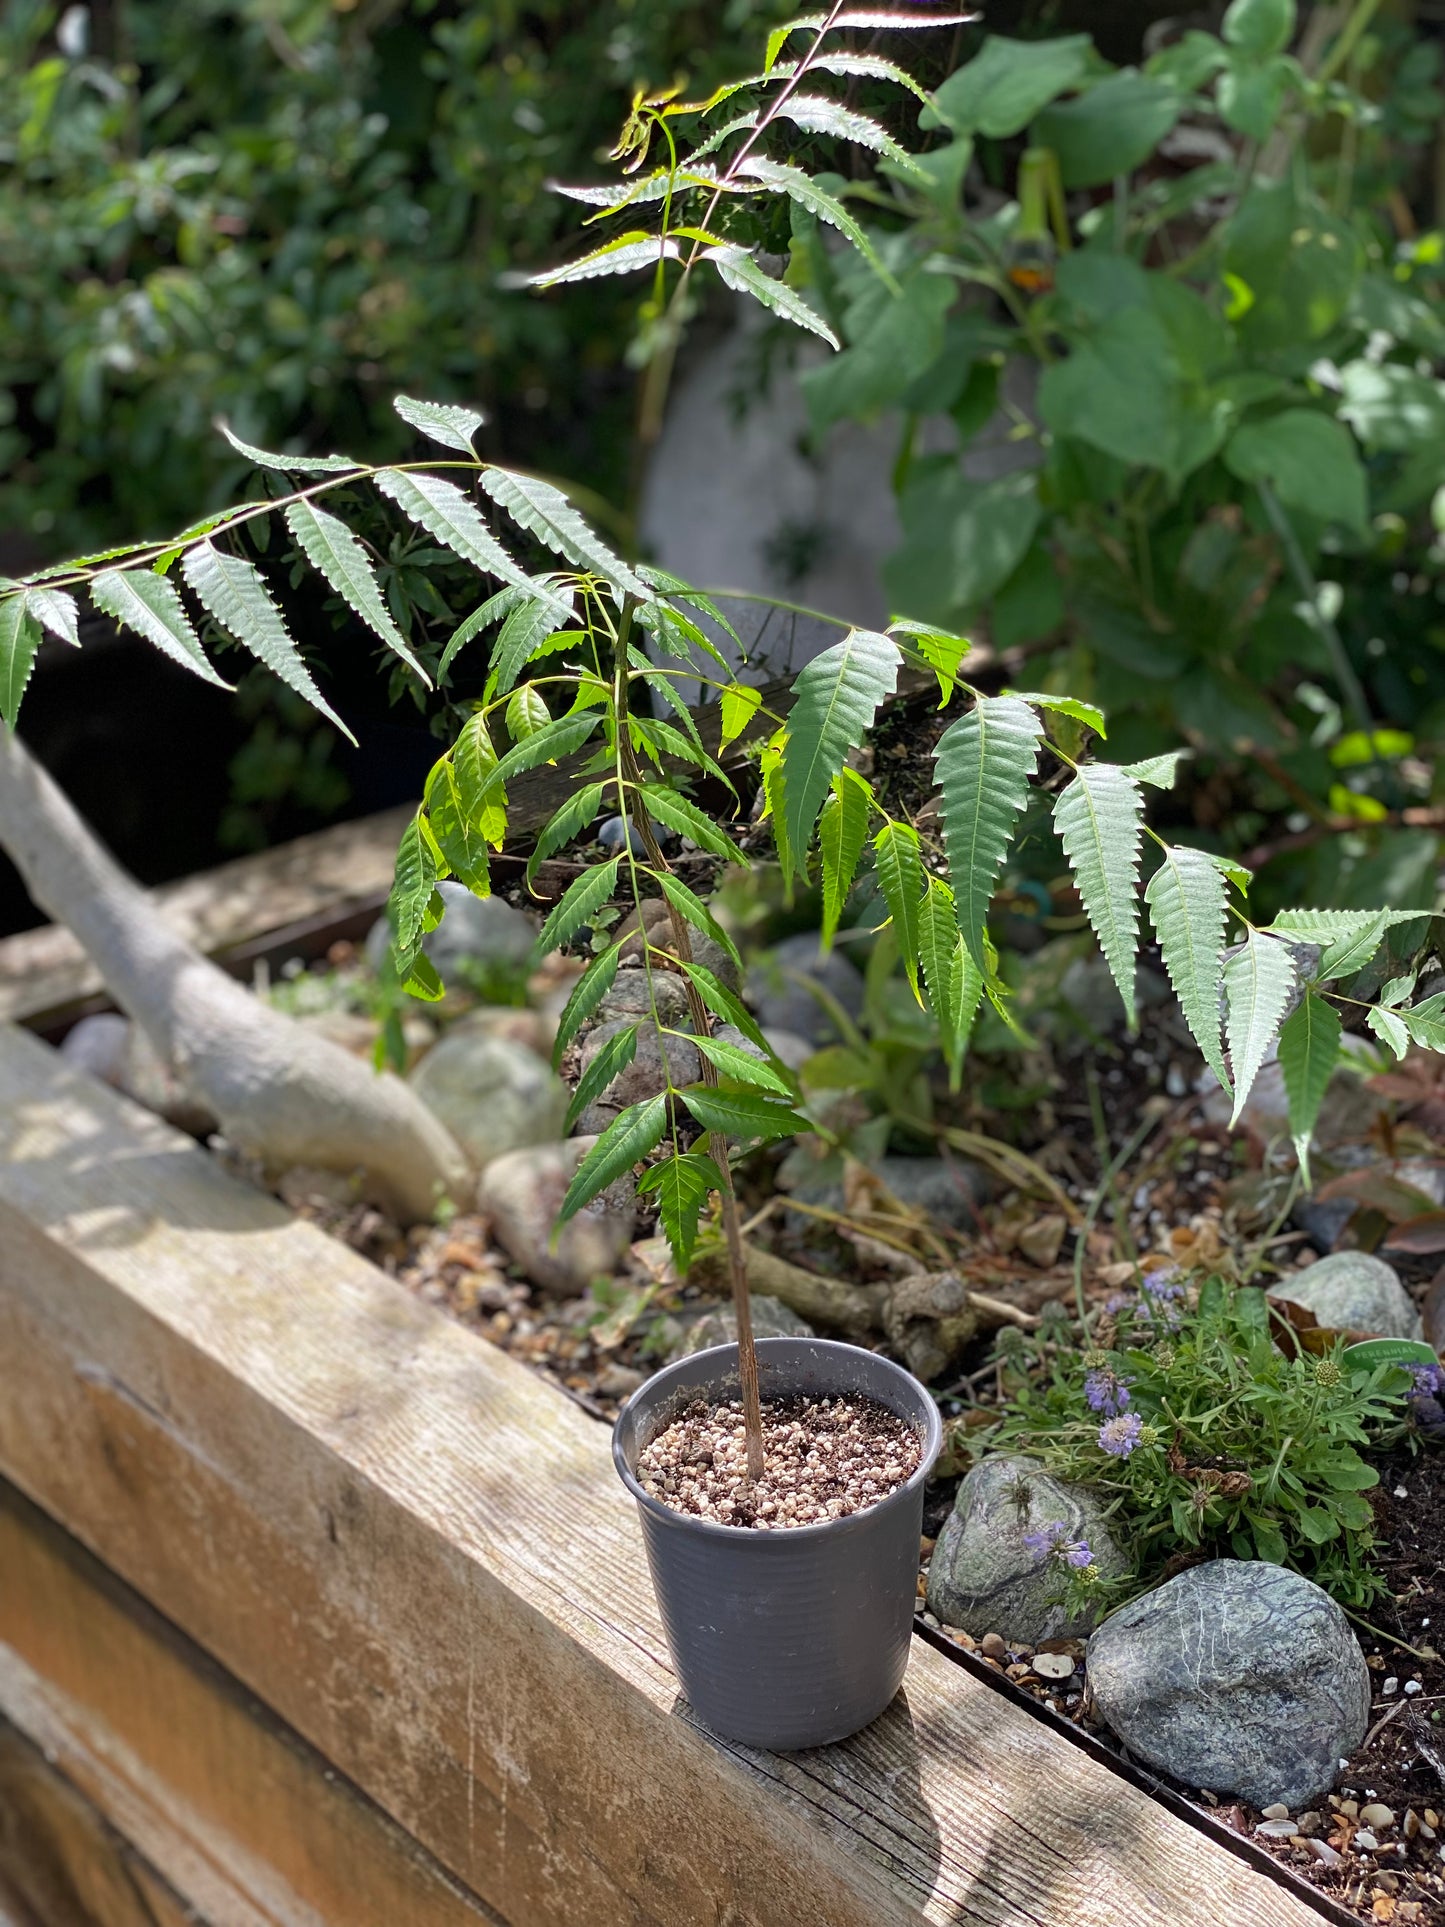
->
[620,734,765,1478]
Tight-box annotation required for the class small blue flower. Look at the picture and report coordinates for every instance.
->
[1022,1521,1068,1561]
[1084,1368,1132,1417]
[1409,1362,1445,1398]
[1063,1538,1094,1570]
[1098,1412,1144,1458]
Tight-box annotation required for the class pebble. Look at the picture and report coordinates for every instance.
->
[1355,1829,1380,1851]
[1261,1802,1291,1820]
[1404,1810,1420,1840]
[1296,1812,1323,1836]
[1384,1677,1400,1695]
[1307,1839,1344,1869]
[1339,1799,1361,1818]
[1362,1804,1396,1829]
[1033,1652,1075,1681]
[1255,1820,1296,1839]
[594,1363,645,1400]
[1405,1679,1423,1696]
[980,1632,1008,1661]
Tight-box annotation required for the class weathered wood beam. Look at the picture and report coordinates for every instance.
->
[0,1025,1326,1927]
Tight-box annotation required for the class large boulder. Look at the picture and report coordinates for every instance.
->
[1086,1560,1370,1809]
[1282,1251,1422,1338]
[593,967,691,1028]
[409,1026,568,1171]
[477,1137,636,1295]
[926,1454,1127,1642]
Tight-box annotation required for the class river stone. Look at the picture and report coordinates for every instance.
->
[594,968,691,1027]
[477,1137,636,1295]
[1086,1560,1370,1809]
[409,1027,568,1171]
[745,933,865,1045]
[1283,1251,1422,1338]
[926,1454,1127,1642]
[577,1019,699,1113]
[671,1294,816,1361]
[366,882,537,986]
[780,1150,989,1233]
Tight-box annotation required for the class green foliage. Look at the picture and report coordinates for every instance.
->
[800,9,1445,913]
[994,1273,1415,1611]
[10,5,1445,1281]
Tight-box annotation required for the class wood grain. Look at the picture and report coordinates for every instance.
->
[0,1024,1327,1927]
[0,1711,197,1927]
[0,1481,505,1927]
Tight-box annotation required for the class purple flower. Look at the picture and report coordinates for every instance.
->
[1022,1521,1068,1560]
[1098,1412,1144,1458]
[1084,1368,1132,1417]
[1139,1269,1186,1331]
[1409,1363,1445,1398]
[1063,1539,1094,1570]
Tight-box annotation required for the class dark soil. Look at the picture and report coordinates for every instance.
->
[636,1393,921,1528]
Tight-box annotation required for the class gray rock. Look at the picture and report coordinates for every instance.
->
[598,815,648,855]
[763,1028,814,1071]
[59,1011,130,1085]
[745,933,865,1045]
[1059,955,1171,1035]
[671,1294,815,1360]
[409,1025,568,1171]
[1086,1560,1370,1809]
[595,968,691,1027]
[477,1136,636,1295]
[578,1018,700,1116]
[366,882,537,987]
[926,1454,1127,1642]
[780,1149,989,1233]
[59,1012,216,1135]
[1283,1251,1422,1338]
[687,932,742,993]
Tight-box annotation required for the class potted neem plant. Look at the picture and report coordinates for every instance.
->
[6,5,1441,1755]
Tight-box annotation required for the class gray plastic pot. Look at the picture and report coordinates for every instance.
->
[613,1335,942,1750]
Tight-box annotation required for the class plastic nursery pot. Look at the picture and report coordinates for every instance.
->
[613,1336,942,1750]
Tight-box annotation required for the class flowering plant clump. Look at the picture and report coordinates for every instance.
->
[992,1275,1421,1614]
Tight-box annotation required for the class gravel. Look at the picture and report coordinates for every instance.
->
[636,1394,921,1530]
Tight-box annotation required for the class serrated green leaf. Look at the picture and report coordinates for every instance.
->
[505,683,551,742]
[535,856,622,960]
[765,10,974,70]
[734,158,894,285]
[637,785,746,864]
[934,694,1044,974]
[818,767,873,951]
[636,567,740,644]
[873,820,924,998]
[89,568,230,688]
[1315,911,1418,983]
[769,50,932,101]
[402,952,446,1002]
[553,945,623,1067]
[654,871,741,971]
[488,711,602,789]
[703,245,840,349]
[692,1035,793,1096]
[218,422,358,473]
[479,465,649,598]
[636,1150,720,1272]
[557,1095,668,1228]
[532,233,680,288]
[393,394,486,453]
[25,588,79,646]
[0,596,40,730]
[566,1021,641,1132]
[719,681,762,746]
[676,957,771,1054]
[630,714,734,793]
[424,758,490,894]
[180,541,353,740]
[1268,908,1380,942]
[1010,691,1107,737]
[453,713,508,848]
[888,617,970,705]
[682,1085,802,1142]
[375,469,564,615]
[387,812,438,950]
[1402,1007,1445,1053]
[1052,764,1144,1027]
[438,585,532,681]
[774,94,915,168]
[1223,929,1296,1125]
[760,730,793,883]
[1367,1005,1410,1060]
[779,628,899,878]
[1126,750,1188,789]
[919,873,962,1051]
[284,500,430,684]
[1277,991,1341,1186]
[527,782,608,888]
[1145,844,1232,1094]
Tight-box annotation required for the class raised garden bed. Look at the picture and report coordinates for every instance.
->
[0,1019,1345,1927]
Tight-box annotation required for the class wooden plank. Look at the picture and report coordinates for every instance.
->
[0,805,413,1028]
[0,1024,1326,1927]
[0,1482,506,1927]
[0,1712,199,1927]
